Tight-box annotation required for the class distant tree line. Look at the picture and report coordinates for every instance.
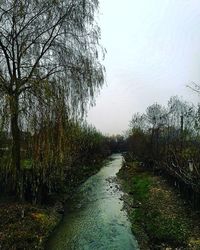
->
[108,135,128,153]
[127,96,200,209]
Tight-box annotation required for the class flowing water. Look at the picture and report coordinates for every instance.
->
[47,154,139,250]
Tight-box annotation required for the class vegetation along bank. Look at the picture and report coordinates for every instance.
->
[0,0,120,248]
[118,157,200,249]
[118,96,200,249]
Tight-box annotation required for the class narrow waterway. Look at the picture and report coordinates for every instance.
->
[47,154,139,250]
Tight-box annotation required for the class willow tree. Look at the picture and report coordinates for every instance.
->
[0,0,104,198]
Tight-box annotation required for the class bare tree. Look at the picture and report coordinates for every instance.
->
[0,0,104,198]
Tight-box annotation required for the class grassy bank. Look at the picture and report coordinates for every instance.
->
[118,161,200,250]
[0,202,60,250]
[0,158,109,249]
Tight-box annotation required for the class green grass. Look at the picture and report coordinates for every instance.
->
[146,213,189,244]
[131,175,152,200]
[21,159,33,169]
[119,162,192,249]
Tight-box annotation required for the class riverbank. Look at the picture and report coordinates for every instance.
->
[46,154,138,250]
[0,202,60,249]
[118,160,200,250]
[0,158,108,249]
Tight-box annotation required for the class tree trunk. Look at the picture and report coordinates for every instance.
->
[10,94,23,200]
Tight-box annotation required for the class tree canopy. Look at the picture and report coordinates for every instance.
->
[0,0,105,199]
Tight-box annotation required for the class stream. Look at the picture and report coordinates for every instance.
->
[46,154,139,250]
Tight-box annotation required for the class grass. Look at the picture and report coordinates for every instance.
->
[21,159,33,169]
[131,175,152,200]
[0,202,60,249]
[118,162,200,249]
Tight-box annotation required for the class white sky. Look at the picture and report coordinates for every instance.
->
[87,0,200,135]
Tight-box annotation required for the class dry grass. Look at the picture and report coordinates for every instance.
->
[0,202,60,249]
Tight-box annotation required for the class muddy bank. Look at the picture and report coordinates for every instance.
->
[117,160,200,250]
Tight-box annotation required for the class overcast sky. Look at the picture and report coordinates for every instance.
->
[87,0,200,135]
